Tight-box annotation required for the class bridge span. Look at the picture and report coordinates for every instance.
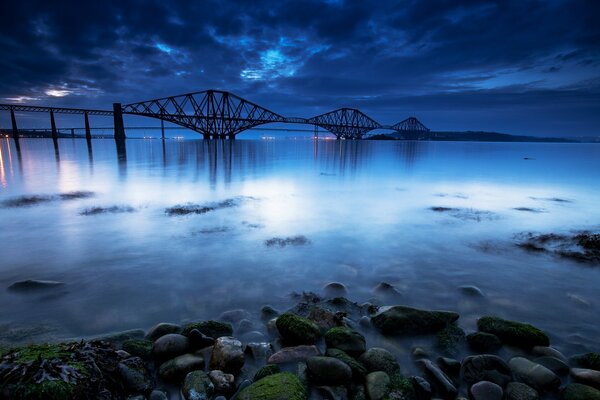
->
[1,89,429,141]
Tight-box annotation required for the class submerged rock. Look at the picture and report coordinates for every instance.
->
[436,324,466,357]
[236,372,307,400]
[370,305,459,335]
[145,322,182,341]
[417,359,457,398]
[323,282,348,298]
[477,316,549,349]
[7,280,64,292]
[570,352,600,371]
[324,326,366,357]
[182,320,233,339]
[275,313,321,345]
[467,332,502,353]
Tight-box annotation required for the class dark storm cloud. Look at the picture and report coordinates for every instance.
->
[0,0,598,136]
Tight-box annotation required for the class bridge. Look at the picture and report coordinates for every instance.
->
[0,89,429,141]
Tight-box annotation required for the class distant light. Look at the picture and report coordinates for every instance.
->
[155,43,173,54]
[45,89,72,97]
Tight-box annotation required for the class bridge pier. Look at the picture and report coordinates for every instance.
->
[228,133,236,140]
[160,119,165,140]
[9,108,20,150]
[112,103,126,140]
[84,112,92,140]
[50,110,58,139]
[203,133,210,140]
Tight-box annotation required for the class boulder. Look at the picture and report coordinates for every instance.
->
[158,353,205,382]
[209,336,244,373]
[562,383,600,400]
[461,354,512,387]
[324,326,366,357]
[436,324,465,357]
[306,356,352,386]
[509,357,560,390]
[145,322,181,341]
[326,348,368,380]
[267,345,320,364]
[570,353,600,371]
[467,332,502,353]
[477,316,549,349]
[209,370,235,394]
[417,359,457,398]
[236,372,307,400]
[117,357,153,394]
[358,347,400,376]
[571,368,600,390]
[254,364,281,381]
[182,370,214,400]
[505,382,539,400]
[470,380,503,400]
[275,313,321,345]
[152,333,190,361]
[365,371,390,400]
[182,320,233,339]
[122,339,152,360]
[323,282,348,297]
[370,305,459,335]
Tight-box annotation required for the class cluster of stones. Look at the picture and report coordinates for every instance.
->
[1,286,599,399]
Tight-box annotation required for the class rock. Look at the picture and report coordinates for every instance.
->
[477,316,549,349]
[306,356,352,386]
[358,347,400,376]
[261,305,280,321]
[307,306,340,331]
[324,326,366,357]
[562,383,600,400]
[570,353,600,371]
[437,356,461,376]
[187,329,215,349]
[122,339,152,360]
[324,282,348,297]
[509,357,560,390]
[254,364,281,381]
[117,356,153,394]
[470,380,503,400]
[236,372,307,400]
[372,282,401,298]
[152,333,190,361]
[326,348,368,380]
[237,319,254,334]
[370,305,459,335]
[459,285,485,297]
[182,370,214,400]
[219,309,250,323]
[209,370,235,394]
[365,371,390,400]
[209,336,244,373]
[411,346,430,360]
[387,374,417,399]
[7,279,64,291]
[315,385,348,400]
[275,313,321,345]
[145,322,181,341]
[359,316,371,329]
[244,342,273,360]
[267,345,320,364]
[182,320,233,339]
[467,332,502,353]
[532,346,567,362]
[436,324,465,357]
[505,382,539,400]
[94,329,146,345]
[158,353,205,382]
[571,368,600,390]
[534,356,570,375]
[149,390,169,400]
[461,354,512,387]
[410,375,432,399]
[417,359,457,398]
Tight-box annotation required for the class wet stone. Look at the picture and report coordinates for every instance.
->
[571,368,600,390]
[209,336,245,373]
[461,354,512,387]
[467,332,502,353]
[117,356,153,394]
[324,326,366,357]
[562,383,600,400]
[534,356,570,375]
[152,333,190,361]
[370,305,459,335]
[182,370,214,400]
[187,329,215,349]
[306,356,353,386]
[509,357,560,390]
[209,370,235,394]
[145,322,182,341]
[505,382,539,400]
[158,353,205,383]
[417,359,457,398]
[267,345,321,364]
[323,282,348,298]
[410,375,432,399]
[365,371,390,400]
[359,347,400,376]
[470,380,503,400]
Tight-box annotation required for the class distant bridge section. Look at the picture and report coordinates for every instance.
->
[307,108,381,140]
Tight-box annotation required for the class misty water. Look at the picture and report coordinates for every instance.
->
[1,137,599,359]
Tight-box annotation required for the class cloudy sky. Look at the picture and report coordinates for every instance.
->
[1,0,599,136]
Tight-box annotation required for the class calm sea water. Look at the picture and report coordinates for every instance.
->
[0,138,599,355]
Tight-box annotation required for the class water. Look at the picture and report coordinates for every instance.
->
[0,137,599,356]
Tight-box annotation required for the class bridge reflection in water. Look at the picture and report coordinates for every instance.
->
[0,137,427,190]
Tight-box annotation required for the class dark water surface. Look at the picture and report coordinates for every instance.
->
[0,138,599,355]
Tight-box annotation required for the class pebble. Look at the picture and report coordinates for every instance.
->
[505,382,539,400]
[152,333,190,361]
[267,345,321,364]
[571,368,600,390]
[209,336,245,373]
[209,370,235,393]
[532,346,567,362]
[461,354,512,387]
[509,356,560,390]
[158,353,205,382]
[365,371,390,400]
[470,380,503,400]
[534,356,570,375]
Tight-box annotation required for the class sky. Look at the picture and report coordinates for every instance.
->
[0,0,599,137]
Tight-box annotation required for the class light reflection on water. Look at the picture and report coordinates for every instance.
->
[0,137,599,355]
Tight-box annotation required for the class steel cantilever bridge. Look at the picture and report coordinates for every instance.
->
[0,89,430,140]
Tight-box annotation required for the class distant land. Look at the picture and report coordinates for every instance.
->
[369,131,600,143]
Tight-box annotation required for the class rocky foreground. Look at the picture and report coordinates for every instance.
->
[1,287,599,400]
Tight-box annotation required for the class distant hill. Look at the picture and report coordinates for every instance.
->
[368,131,577,143]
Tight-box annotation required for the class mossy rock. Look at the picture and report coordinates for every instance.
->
[122,339,152,360]
[254,364,281,381]
[466,332,502,352]
[477,316,549,349]
[237,372,307,400]
[324,327,366,357]
[436,324,465,357]
[13,379,75,400]
[562,383,600,400]
[370,305,459,335]
[181,320,233,339]
[326,348,368,380]
[570,352,600,371]
[387,373,417,400]
[10,343,72,364]
[275,313,321,345]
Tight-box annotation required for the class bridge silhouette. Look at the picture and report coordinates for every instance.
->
[0,89,429,141]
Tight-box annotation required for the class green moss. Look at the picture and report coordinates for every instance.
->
[122,339,152,359]
[324,326,366,357]
[275,313,321,345]
[562,383,600,400]
[325,348,368,380]
[477,316,549,349]
[571,352,600,371]
[436,324,465,357]
[16,379,75,400]
[370,305,459,335]
[386,374,416,400]
[181,320,233,339]
[237,372,307,400]
[254,364,281,381]
[12,343,71,364]
[466,332,502,352]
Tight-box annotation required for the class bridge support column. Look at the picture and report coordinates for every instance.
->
[50,110,58,139]
[160,119,165,140]
[228,133,236,140]
[112,103,126,140]
[203,133,210,140]
[10,108,20,151]
[84,112,92,140]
